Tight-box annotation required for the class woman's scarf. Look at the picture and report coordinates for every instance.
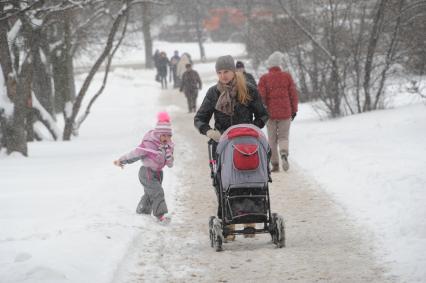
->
[215,79,237,116]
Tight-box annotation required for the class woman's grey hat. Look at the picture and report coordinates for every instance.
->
[215,55,236,72]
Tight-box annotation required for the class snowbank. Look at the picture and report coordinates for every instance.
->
[0,67,178,282]
[292,102,426,282]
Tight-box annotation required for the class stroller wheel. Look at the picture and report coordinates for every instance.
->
[209,216,224,251]
[271,213,286,248]
[270,213,277,242]
[209,216,215,248]
[215,236,223,252]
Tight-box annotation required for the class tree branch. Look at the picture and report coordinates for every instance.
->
[277,0,334,61]
[63,1,130,140]
[75,7,129,131]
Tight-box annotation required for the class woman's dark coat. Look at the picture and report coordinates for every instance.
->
[194,84,269,134]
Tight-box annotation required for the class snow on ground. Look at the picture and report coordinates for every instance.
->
[1,40,426,282]
[0,68,171,283]
[292,101,426,282]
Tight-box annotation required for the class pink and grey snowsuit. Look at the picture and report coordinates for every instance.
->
[118,130,174,217]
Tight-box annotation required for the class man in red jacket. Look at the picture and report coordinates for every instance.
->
[258,51,298,172]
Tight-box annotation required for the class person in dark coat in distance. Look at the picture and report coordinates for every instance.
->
[157,51,170,89]
[258,51,298,172]
[169,50,180,88]
[180,63,202,113]
[194,55,269,241]
[153,49,161,82]
[236,60,257,87]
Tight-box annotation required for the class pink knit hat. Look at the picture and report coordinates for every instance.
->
[154,112,172,135]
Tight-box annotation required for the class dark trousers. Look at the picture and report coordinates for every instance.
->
[171,66,178,88]
[160,75,167,89]
[184,89,198,112]
[136,167,168,217]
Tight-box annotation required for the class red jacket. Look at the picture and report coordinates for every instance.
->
[258,67,298,120]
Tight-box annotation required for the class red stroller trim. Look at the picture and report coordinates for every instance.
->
[227,127,259,139]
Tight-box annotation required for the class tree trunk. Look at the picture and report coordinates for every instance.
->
[363,0,386,112]
[51,14,75,114]
[9,59,32,156]
[194,1,206,62]
[32,28,54,115]
[0,109,7,150]
[0,4,15,102]
[63,7,128,140]
[141,2,153,69]
[25,106,35,142]
[0,4,18,153]
[373,0,405,109]
[295,46,309,102]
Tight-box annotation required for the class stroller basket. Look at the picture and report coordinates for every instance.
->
[226,189,268,223]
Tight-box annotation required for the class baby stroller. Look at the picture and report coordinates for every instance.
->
[207,124,285,251]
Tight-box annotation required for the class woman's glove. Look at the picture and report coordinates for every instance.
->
[206,129,221,142]
[291,112,297,121]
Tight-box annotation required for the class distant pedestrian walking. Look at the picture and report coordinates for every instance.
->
[180,63,202,113]
[157,52,170,89]
[236,61,257,87]
[258,51,298,172]
[153,49,161,82]
[169,50,180,88]
[176,53,193,86]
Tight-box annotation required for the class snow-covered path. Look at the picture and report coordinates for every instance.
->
[112,89,392,283]
[5,60,423,282]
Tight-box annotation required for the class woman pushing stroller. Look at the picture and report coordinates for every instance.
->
[194,55,269,240]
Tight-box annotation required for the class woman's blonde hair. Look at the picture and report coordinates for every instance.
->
[235,71,251,105]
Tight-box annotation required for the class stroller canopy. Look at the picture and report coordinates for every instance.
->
[216,124,270,190]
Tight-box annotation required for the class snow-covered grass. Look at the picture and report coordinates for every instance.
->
[292,101,426,282]
[0,68,171,283]
[1,40,426,282]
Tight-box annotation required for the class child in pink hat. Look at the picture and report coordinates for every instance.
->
[113,112,174,223]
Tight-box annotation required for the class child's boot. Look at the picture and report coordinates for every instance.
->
[136,197,150,214]
[157,213,171,224]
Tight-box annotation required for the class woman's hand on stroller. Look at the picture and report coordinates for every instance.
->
[206,129,221,142]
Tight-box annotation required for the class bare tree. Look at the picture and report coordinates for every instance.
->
[75,9,129,133]
[0,0,44,155]
[63,1,131,140]
[141,1,154,68]
[362,0,387,112]
[194,0,206,61]
[258,0,420,117]
[0,0,135,154]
